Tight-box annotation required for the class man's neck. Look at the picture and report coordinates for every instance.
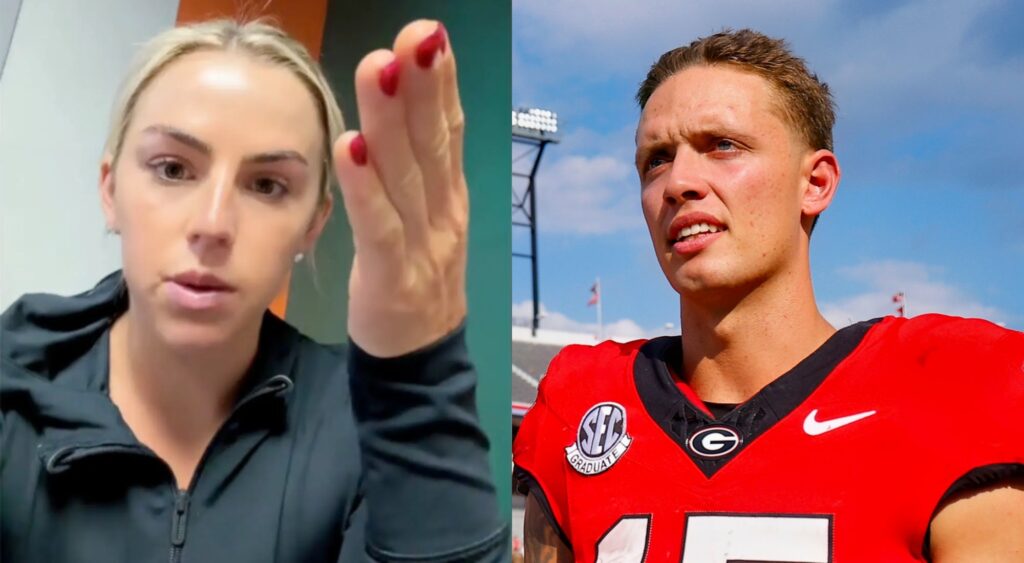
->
[679,267,835,405]
[108,307,259,453]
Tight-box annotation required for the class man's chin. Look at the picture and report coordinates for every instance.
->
[666,261,726,292]
[667,265,751,297]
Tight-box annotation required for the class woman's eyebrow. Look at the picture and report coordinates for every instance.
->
[245,151,308,166]
[142,125,211,155]
[141,125,307,166]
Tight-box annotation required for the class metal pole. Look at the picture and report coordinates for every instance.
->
[528,141,549,336]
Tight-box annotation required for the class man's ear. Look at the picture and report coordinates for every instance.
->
[99,154,119,232]
[801,149,841,221]
[302,193,334,253]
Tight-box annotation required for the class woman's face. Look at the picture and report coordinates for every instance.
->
[100,50,330,349]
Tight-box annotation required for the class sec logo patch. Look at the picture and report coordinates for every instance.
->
[565,402,632,475]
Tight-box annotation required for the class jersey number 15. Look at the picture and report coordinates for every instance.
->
[597,513,833,563]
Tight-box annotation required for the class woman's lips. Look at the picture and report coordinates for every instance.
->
[164,280,234,311]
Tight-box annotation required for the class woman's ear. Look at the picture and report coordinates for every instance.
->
[801,149,841,219]
[302,193,334,252]
[99,155,119,232]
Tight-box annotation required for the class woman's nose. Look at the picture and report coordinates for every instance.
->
[186,168,237,254]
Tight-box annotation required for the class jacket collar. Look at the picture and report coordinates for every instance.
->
[37,315,300,474]
[1,271,301,473]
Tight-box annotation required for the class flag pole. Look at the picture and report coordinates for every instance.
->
[596,277,603,340]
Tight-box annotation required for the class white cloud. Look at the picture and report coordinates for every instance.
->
[515,0,1018,109]
[823,0,1021,119]
[512,124,647,236]
[820,260,1009,327]
[534,154,638,234]
[515,0,826,79]
[512,300,670,339]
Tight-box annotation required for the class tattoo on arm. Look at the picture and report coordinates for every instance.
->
[524,493,573,563]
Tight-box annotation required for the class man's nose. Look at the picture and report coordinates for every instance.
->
[187,167,237,254]
[663,148,710,204]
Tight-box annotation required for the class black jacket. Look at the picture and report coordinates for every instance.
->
[0,272,507,562]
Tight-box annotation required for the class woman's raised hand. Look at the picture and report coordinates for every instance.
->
[333,20,468,358]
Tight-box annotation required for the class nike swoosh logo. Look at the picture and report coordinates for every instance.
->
[803,409,877,436]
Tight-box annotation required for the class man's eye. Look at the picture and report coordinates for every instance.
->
[714,139,736,152]
[646,156,668,171]
[250,178,288,199]
[152,159,193,181]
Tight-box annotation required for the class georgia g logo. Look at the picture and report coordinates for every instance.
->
[687,425,742,458]
[565,402,632,475]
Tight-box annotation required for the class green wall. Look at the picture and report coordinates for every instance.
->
[286,1,512,519]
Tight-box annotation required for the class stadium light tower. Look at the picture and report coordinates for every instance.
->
[512,108,559,336]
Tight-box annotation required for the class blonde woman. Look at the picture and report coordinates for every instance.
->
[0,18,504,562]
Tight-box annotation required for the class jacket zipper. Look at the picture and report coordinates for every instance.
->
[164,375,292,563]
[169,490,190,563]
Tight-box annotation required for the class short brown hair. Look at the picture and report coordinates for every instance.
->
[636,29,835,152]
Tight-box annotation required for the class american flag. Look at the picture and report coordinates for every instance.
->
[892,292,905,317]
[587,281,600,306]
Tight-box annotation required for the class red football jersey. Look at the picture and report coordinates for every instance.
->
[514,315,1024,561]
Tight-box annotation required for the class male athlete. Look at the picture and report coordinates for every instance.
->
[513,29,1024,562]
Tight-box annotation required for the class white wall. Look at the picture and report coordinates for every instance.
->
[0,0,178,310]
[0,0,22,76]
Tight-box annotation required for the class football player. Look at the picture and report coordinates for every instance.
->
[513,29,1024,562]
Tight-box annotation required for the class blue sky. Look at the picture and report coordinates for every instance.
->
[512,0,1024,336]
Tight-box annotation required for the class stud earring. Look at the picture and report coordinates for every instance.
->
[294,253,304,263]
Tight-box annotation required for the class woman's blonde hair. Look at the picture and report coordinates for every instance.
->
[104,19,344,204]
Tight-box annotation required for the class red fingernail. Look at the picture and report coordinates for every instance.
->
[350,133,367,166]
[415,23,447,69]
[379,59,399,96]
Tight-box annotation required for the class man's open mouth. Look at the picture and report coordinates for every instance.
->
[673,222,727,244]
